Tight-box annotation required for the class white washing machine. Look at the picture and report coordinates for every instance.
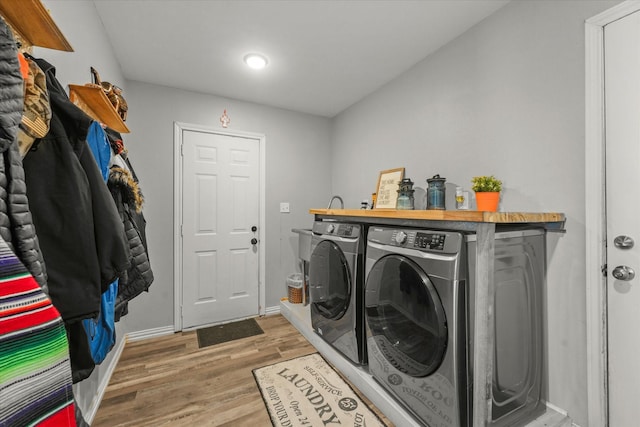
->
[309,221,366,365]
[365,226,469,427]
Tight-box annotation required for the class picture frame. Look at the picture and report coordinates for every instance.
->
[374,167,405,209]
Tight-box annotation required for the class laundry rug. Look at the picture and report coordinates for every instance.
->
[196,318,264,348]
[253,353,387,427]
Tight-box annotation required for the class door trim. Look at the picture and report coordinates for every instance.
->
[585,2,640,426]
[173,121,266,332]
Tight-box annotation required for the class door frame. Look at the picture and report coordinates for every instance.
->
[173,121,266,332]
[585,2,640,426]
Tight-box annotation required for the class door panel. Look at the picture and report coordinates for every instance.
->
[309,240,351,320]
[604,10,640,425]
[365,254,447,377]
[182,129,259,329]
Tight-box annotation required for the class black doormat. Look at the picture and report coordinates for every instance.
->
[196,318,264,348]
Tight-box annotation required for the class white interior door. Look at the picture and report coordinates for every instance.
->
[180,128,260,329]
[604,10,640,426]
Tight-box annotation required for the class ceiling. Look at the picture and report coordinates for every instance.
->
[93,0,510,118]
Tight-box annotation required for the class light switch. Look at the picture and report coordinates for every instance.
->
[280,202,290,213]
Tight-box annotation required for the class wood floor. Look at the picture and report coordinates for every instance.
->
[93,314,391,427]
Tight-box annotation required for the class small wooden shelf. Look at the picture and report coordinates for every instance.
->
[0,0,73,51]
[69,85,130,133]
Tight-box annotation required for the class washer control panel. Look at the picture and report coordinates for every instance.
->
[414,232,446,250]
[390,230,446,250]
[370,227,462,254]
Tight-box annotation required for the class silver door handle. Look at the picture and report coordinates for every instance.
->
[614,235,634,249]
[612,265,635,281]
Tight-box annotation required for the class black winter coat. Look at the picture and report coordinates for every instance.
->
[0,17,48,290]
[23,57,130,322]
[22,58,131,383]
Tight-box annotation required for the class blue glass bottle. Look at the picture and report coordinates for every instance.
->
[427,175,446,210]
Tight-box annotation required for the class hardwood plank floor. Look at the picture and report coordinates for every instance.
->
[93,314,392,427]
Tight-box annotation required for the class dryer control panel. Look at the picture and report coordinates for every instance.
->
[336,224,355,237]
[313,221,360,239]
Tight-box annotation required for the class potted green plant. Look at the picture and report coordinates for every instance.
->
[471,175,502,212]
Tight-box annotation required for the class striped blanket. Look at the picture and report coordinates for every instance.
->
[0,241,76,426]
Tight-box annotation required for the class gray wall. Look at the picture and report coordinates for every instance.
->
[330,1,617,426]
[121,80,332,331]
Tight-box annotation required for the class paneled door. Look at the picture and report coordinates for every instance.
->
[179,127,260,329]
[604,10,640,426]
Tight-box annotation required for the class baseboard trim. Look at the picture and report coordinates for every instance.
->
[127,325,175,342]
[544,400,569,417]
[524,400,573,427]
[264,304,281,316]
[84,335,127,424]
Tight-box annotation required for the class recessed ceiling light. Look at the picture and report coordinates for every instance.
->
[244,53,268,70]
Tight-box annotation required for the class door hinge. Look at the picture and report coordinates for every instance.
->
[602,263,608,277]
[180,224,183,236]
[180,144,184,156]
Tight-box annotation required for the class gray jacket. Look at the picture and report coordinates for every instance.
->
[108,164,153,320]
[0,17,47,290]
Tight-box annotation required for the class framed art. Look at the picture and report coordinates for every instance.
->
[374,167,405,209]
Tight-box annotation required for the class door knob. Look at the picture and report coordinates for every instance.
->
[251,238,258,245]
[614,235,634,249]
[612,265,635,281]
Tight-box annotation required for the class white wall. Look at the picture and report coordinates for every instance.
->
[330,1,618,426]
[121,81,332,331]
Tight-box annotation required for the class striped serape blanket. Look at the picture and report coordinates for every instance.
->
[0,239,76,426]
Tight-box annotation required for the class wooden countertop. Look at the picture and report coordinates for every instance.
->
[309,209,565,224]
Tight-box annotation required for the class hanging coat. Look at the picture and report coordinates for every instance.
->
[108,164,154,320]
[23,57,130,322]
[22,57,130,383]
[83,121,119,365]
[0,237,76,427]
[0,16,48,291]
[105,128,153,319]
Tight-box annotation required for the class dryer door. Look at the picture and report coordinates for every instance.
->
[309,240,351,320]
[366,254,447,377]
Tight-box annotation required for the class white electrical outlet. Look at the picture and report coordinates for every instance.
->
[280,202,290,213]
